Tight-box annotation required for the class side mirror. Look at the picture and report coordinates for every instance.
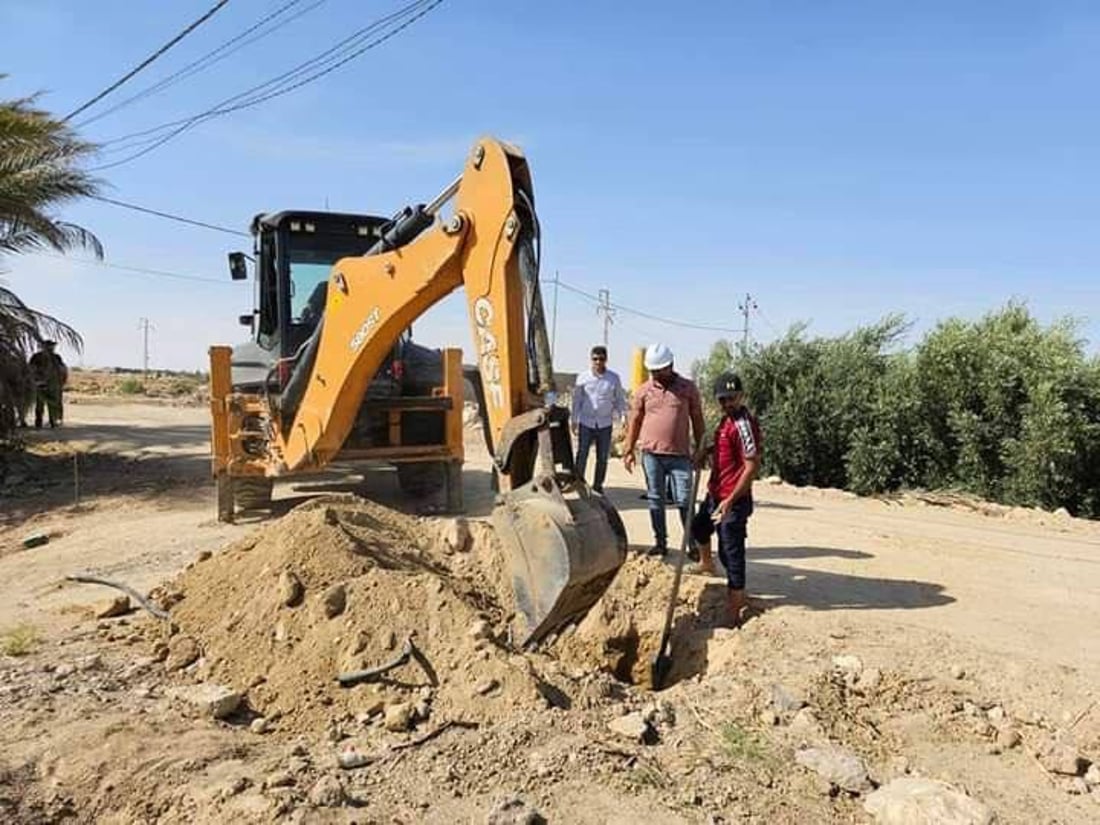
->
[239,313,254,328]
[228,252,248,281]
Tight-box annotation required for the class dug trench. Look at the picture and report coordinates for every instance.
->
[3,491,1099,823]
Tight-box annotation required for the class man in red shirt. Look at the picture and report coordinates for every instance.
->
[690,372,762,626]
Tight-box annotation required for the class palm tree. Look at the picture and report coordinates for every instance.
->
[0,83,103,437]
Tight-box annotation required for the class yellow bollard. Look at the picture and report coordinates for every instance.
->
[630,346,646,391]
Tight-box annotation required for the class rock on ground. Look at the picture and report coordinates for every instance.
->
[864,778,994,825]
[440,517,471,554]
[795,746,872,793]
[167,684,242,719]
[384,702,413,732]
[165,635,201,671]
[320,583,347,619]
[1041,743,1087,776]
[607,711,653,743]
[279,570,304,607]
[485,795,545,825]
[308,775,347,807]
[95,595,131,619]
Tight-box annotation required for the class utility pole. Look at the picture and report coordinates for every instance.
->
[138,317,153,376]
[550,271,560,359]
[738,293,757,355]
[596,288,615,349]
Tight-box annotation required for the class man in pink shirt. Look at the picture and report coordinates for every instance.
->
[622,343,705,556]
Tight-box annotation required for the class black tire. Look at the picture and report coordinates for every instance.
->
[234,477,274,512]
[396,462,446,498]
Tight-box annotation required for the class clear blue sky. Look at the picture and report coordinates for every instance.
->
[3,0,1098,376]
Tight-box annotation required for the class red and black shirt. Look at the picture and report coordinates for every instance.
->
[708,408,763,501]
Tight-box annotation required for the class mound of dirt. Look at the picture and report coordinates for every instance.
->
[162,495,551,733]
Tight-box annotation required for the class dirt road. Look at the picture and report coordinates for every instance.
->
[2,400,1098,823]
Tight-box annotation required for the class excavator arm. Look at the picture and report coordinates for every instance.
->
[267,138,626,644]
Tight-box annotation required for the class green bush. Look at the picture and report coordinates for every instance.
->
[692,303,1100,517]
[118,377,145,395]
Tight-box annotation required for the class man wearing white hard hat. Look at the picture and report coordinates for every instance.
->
[621,343,705,556]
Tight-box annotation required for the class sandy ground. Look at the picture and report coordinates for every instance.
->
[1,399,1099,823]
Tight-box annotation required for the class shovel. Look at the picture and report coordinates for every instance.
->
[650,467,701,690]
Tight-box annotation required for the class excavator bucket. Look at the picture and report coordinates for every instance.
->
[493,480,628,646]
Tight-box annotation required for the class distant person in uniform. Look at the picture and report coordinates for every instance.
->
[571,345,627,494]
[28,340,68,428]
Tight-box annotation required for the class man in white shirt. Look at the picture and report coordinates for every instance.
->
[571,345,628,493]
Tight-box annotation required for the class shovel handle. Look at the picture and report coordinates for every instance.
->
[654,468,702,673]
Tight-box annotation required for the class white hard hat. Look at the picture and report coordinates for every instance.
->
[644,343,674,371]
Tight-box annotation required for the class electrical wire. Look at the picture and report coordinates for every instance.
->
[40,252,235,285]
[64,0,233,122]
[90,195,248,237]
[91,0,447,170]
[556,278,741,334]
[76,0,327,129]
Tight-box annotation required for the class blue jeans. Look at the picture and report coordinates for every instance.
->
[576,424,613,492]
[642,452,692,548]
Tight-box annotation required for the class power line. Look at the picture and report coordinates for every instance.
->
[557,278,740,334]
[91,0,447,170]
[76,0,326,129]
[64,0,233,122]
[40,252,234,285]
[90,195,248,237]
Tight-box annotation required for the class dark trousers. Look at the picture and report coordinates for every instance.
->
[691,494,753,590]
[576,424,613,492]
[34,386,62,427]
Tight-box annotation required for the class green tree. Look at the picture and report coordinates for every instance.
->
[0,84,101,436]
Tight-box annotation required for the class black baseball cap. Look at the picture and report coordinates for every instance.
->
[714,372,743,398]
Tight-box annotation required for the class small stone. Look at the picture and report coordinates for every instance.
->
[197,550,212,562]
[795,746,872,793]
[308,775,347,807]
[858,667,883,692]
[468,619,492,641]
[1084,763,1100,786]
[384,702,413,732]
[474,679,499,697]
[771,683,805,712]
[1042,743,1087,776]
[167,684,242,719]
[485,794,545,825]
[320,584,347,619]
[439,517,471,554]
[95,596,131,619]
[413,700,430,721]
[337,747,373,769]
[607,711,653,743]
[865,778,993,824]
[996,728,1021,749]
[1054,507,1071,519]
[250,717,270,734]
[264,771,295,789]
[759,709,779,727]
[790,707,824,738]
[76,654,102,671]
[986,706,1006,723]
[54,664,75,679]
[274,622,288,643]
[165,635,200,671]
[950,665,966,680]
[279,570,304,607]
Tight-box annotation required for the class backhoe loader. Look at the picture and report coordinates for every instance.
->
[209,137,627,644]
